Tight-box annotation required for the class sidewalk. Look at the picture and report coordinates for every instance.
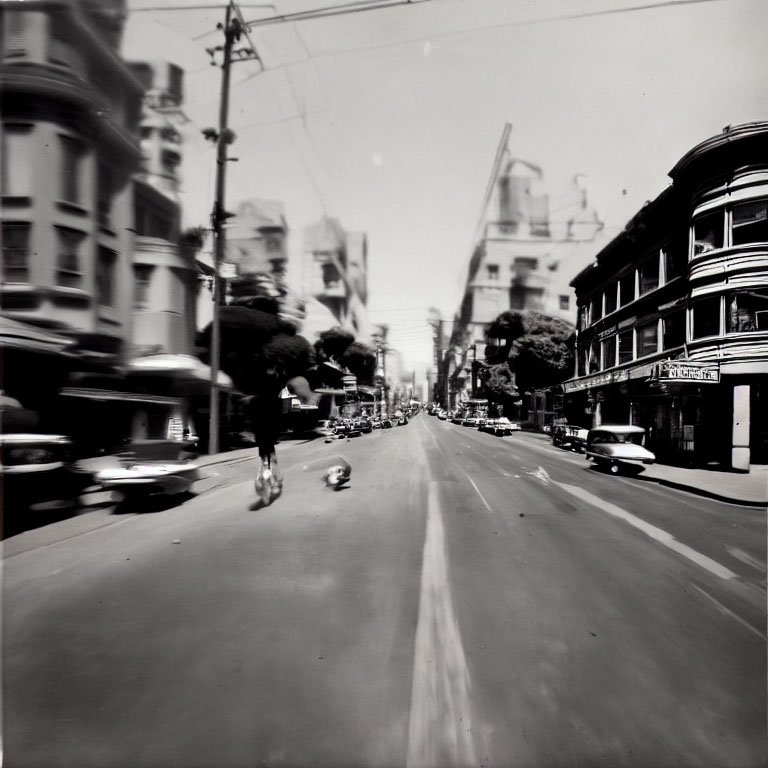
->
[517,430,768,507]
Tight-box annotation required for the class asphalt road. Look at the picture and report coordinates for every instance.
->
[3,415,766,768]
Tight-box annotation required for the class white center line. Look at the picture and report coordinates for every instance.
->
[407,482,478,767]
[690,585,767,640]
[557,482,739,581]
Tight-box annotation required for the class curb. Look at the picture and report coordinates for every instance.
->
[633,473,768,508]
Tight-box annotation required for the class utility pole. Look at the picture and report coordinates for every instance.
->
[206,2,260,454]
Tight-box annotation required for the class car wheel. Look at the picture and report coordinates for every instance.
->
[609,461,620,475]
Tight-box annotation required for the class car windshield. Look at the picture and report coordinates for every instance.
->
[594,431,644,445]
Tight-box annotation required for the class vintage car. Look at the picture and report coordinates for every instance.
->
[92,438,200,498]
[1,432,93,513]
[480,417,520,436]
[585,425,656,474]
[552,423,589,452]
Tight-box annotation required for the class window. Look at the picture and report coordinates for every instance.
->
[692,295,721,339]
[639,255,659,295]
[619,272,635,306]
[637,321,658,357]
[1,125,32,197]
[55,227,84,287]
[60,136,86,205]
[1,222,30,282]
[663,242,686,282]
[588,343,599,374]
[693,211,724,255]
[578,304,589,331]
[618,329,633,365]
[663,310,686,349]
[134,264,153,308]
[97,163,114,228]
[590,293,602,323]
[486,264,499,280]
[726,290,768,333]
[732,200,768,246]
[559,294,570,311]
[604,282,617,315]
[601,335,616,370]
[96,247,117,306]
[4,11,28,57]
[513,257,537,270]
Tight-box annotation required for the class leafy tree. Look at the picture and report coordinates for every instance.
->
[340,340,377,385]
[485,310,575,395]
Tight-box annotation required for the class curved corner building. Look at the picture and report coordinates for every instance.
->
[565,121,768,471]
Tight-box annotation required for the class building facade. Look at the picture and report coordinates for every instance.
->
[1,0,144,366]
[564,122,768,471]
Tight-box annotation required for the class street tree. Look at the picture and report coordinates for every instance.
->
[485,310,575,396]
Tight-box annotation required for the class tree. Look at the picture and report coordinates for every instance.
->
[477,361,518,407]
[485,310,575,395]
[340,340,377,385]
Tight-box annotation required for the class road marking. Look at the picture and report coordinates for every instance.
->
[465,473,493,512]
[526,465,551,485]
[690,585,767,640]
[726,545,766,574]
[557,483,739,581]
[407,482,478,768]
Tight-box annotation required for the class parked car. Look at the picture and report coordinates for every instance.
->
[1,432,93,513]
[315,419,336,437]
[552,423,589,452]
[585,425,656,474]
[437,410,447,420]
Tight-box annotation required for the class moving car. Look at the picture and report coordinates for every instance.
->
[585,425,656,474]
[480,417,520,436]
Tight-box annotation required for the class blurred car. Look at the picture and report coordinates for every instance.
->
[1,432,93,513]
[315,419,337,437]
[585,425,656,474]
[437,410,447,420]
[480,417,520,436]
[93,438,200,498]
[552,423,589,452]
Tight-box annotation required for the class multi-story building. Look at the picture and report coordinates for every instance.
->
[446,126,604,404]
[302,215,371,342]
[1,0,143,366]
[127,60,198,359]
[564,121,768,471]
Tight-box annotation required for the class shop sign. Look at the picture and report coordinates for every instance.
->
[651,361,720,383]
[563,369,629,393]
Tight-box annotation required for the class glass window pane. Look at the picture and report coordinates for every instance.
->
[693,211,724,255]
[602,335,616,369]
[619,273,635,306]
[663,310,686,349]
[604,282,617,314]
[1,127,32,197]
[664,242,686,281]
[55,228,84,287]
[726,290,768,333]
[732,200,768,246]
[96,247,117,306]
[692,296,721,338]
[590,293,602,323]
[618,330,633,364]
[637,321,658,357]
[639,255,660,295]
[2,222,30,281]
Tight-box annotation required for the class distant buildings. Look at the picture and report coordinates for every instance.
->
[302,216,371,343]
[445,124,605,404]
[565,121,768,471]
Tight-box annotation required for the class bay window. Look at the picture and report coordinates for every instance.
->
[726,290,768,333]
[2,222,30,282]
[731,199,768,246]
[693,211,724,256]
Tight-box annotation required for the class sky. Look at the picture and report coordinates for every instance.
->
[123,0,768,369]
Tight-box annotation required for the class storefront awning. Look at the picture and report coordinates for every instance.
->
[0,316,75,356]
[124,354,234,390]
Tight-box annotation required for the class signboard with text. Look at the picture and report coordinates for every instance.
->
[652,361,720,384]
